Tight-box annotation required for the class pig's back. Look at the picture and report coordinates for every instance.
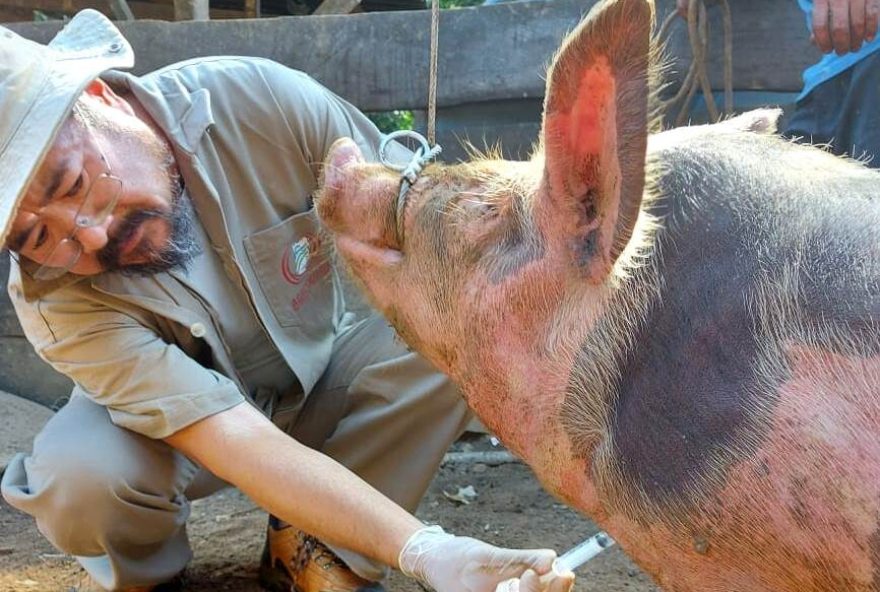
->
[577,129,880,591]
[654,128,879,363]
[650,128,879,359]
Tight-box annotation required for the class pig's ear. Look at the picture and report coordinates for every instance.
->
[538,0,653,282]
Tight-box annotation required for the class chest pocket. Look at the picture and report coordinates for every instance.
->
[243,208,335,329]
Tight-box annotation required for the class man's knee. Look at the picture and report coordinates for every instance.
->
[13,441,187,556]
[3,396,194,556]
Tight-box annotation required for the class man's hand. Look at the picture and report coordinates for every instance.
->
[498,569,576,592]
[399,525,575,592]
[812,0,880,54]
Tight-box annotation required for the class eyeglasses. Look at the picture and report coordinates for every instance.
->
[33,132,123,281]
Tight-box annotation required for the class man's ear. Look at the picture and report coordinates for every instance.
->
[82,78,135,116]
[538,0,654,283]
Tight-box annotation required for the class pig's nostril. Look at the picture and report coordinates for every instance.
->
[324,140,365,191]
[329,139,364,169]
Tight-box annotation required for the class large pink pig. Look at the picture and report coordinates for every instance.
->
[316,0,880,589]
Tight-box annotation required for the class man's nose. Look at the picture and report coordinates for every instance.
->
[73,215,113,253]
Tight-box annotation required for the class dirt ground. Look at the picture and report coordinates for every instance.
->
[0,435,659,592]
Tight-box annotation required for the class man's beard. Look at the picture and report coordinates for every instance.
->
[76,96,201,277]
[98,179,201,276]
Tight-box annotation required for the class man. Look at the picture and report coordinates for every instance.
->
[783,0,880,164]
[0,10,575,592]
[676,0,880,164]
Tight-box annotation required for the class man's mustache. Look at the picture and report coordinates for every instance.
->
[98,209,168,270]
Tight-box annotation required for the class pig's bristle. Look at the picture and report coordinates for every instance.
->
[462,139,506,162]
[748,263,880,393]
[558,237,663,490]
[647,32,669,135]
[782,132,880,170]
[608,185,661,284]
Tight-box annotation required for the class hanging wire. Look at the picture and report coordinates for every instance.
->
[658,0,733,127]
[427,0,440,145]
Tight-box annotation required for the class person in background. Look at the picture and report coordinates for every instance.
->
[678,0,880,165]
[785,0,880,164]
[0,10,575,592]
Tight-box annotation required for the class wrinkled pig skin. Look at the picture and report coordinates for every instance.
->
[315,0,880,590]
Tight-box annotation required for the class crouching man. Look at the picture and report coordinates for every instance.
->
[0,11,574,592]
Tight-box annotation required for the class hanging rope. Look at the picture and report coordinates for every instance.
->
[427,0,440,145]
[658,0,734,127]
[376,0,443,243]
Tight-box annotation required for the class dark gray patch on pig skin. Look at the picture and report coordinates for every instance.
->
[787,478,811,530]
[790,215,880,357]
[602,184,772,503]
[485,196,545,285]
[566,129,880,516]
[486,227,545,285]
[577,229,600,266]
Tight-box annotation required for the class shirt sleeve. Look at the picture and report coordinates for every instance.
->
[9,273,245,439]
[254,60,412,178]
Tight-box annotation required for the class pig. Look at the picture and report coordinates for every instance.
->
[315,0,880,589]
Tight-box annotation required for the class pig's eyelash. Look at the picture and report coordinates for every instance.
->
[447,196,492,218]
[460,189,502,208]
[474,200,499,217]
[464,193,504,217]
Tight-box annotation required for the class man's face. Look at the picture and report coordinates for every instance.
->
[7,85,197,277]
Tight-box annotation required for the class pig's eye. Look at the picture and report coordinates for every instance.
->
[459,196,500,220]
[476,202,499,219]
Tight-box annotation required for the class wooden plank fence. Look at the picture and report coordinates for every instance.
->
[1,0,819,405]
[7,0,816,111]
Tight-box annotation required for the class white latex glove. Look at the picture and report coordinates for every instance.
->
[398,525,576,592]
[496,568,576,592]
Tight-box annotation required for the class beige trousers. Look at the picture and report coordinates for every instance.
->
[1,314,471,590]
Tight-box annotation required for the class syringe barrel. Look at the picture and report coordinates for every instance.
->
[552,532,616,574]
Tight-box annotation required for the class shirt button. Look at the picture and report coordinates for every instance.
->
[190,322,207,338]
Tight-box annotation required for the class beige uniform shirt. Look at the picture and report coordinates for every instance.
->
[8,57,399,438]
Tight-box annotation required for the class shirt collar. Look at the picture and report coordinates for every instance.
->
[17,256,86,302]
[104,69,215,154]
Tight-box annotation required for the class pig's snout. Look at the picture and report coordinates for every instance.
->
[317,137,403,257]
[316,138,363,232]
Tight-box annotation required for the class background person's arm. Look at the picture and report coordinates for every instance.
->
[811,0,880,54]
[678,0,879,55]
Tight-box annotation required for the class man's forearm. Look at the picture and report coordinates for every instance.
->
[164,401,423,569]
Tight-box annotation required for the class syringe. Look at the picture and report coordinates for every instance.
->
[552,531,616,575]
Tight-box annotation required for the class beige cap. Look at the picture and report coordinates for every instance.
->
[0,9,134,247]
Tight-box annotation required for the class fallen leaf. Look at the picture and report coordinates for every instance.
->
[443,485,478,505]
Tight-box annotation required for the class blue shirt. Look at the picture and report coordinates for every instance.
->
[798,0,880,99]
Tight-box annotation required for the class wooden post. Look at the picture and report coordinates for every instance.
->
[244,0,261,18]
[174,0,209,20]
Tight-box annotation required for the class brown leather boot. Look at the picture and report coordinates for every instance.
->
[259,516,386,592]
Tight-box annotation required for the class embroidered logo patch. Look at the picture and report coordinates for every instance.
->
[282,235,319,284]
